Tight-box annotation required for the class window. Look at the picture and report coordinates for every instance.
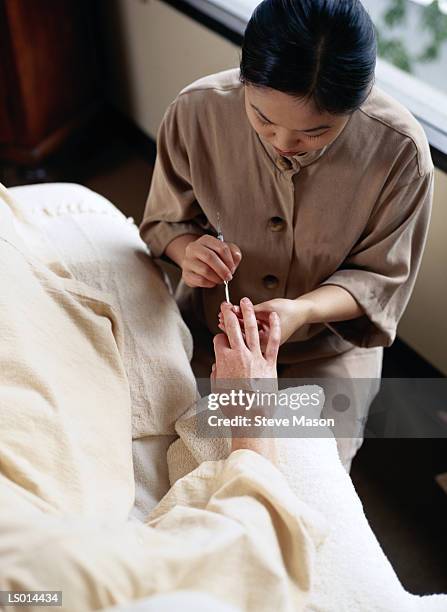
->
[365,0,447,92]
[363,0,447,154]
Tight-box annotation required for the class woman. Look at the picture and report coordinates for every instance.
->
[139,0,434,470]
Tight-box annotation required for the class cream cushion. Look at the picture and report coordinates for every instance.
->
[8,182,198,439]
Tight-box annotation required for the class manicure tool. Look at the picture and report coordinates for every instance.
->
[216,211,231,303]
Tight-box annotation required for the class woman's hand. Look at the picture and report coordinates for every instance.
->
[218,298,312,353]
[253,298,312,347]
[181,235,242,288]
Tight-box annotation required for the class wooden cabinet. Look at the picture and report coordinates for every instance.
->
[0,0,100,166]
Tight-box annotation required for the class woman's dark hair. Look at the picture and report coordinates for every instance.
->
[240,0,377,115]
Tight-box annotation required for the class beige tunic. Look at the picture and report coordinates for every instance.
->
[139,68,434,364]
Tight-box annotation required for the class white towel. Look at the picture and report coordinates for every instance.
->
[167,389,447,612]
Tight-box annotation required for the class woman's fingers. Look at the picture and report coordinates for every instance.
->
[228,243,242,270]
[200,235,236,275]
[221,303,245,350]
[240,297,261,352]
[184,271,217,288]
[253,301,273,312]
[265,312,281,363]
[189,259,222,284]
[196,246,233,282]
[183,236,242,288]
[253,302,278,328]
[252,310,272,325]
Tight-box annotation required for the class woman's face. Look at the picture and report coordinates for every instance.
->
[244,84,350,156]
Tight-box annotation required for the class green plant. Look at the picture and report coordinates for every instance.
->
[375,0,447,73]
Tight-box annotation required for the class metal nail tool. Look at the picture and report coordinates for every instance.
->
[216,211,231,303]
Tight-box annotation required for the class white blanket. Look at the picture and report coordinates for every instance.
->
[8,182,198,440]
[5,182,445,611]
[167,395,447,612]
[0,182,326,611]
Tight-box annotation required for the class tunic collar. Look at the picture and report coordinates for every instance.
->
[257,134,329,173]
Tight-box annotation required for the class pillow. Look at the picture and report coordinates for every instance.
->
[0,183,134,518]
[9,183,198,439]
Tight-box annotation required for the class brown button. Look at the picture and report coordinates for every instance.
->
[276,157,292,171]
[263,274,279,290]
[268,216,286,232]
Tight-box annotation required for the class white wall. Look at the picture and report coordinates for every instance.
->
[398,168,447,374]
[100,0,447,374]
[99,0,240,137]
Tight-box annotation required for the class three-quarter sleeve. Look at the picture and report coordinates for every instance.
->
[139,98,206,258]
[321,167,434,348]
